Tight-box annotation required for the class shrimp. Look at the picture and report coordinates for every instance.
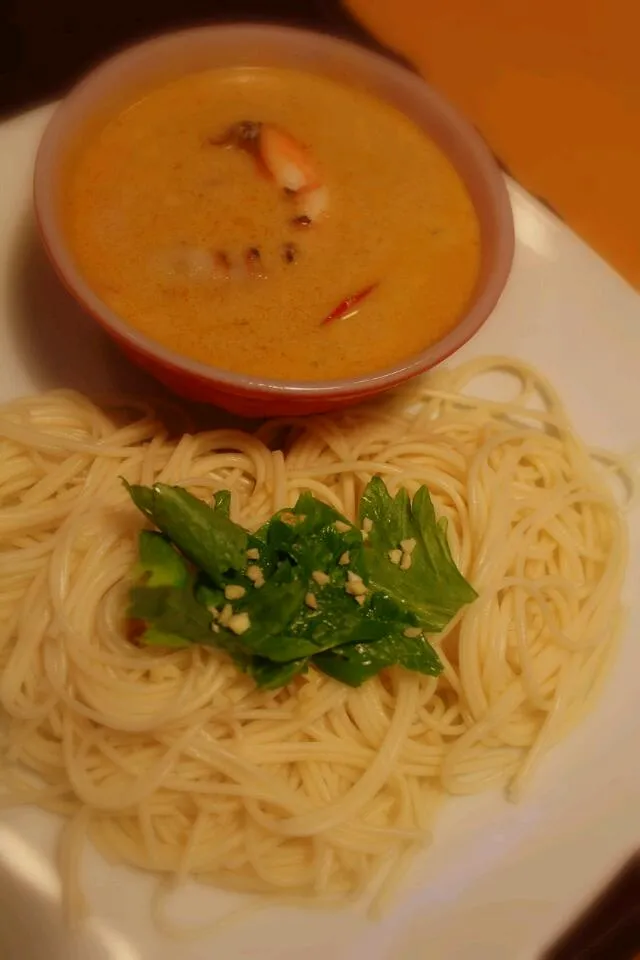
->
[258,125,328,222]
[211,120,328,223]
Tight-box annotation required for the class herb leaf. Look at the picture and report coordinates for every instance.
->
[359,477,476,632]
[266,493,364,577]
[125,481,247,585]
[213,490,231,517]
[134,530,189,588]
[216,562,312,661]
[248,656,308,689]
[314,631,441,686]
[128,581,212,647]
[312,590,440,686]
[127,531,203,648]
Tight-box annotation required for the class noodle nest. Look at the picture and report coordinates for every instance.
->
[0,357,631,914]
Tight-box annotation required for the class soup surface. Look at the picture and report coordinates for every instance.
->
[64,67,481,381]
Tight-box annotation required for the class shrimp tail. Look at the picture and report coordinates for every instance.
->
[210,120,328,222]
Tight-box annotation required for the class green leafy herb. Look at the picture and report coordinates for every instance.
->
[123,476,476,689]
[359,477,477,632]
[124,481,247,586]
[213,490,231,517]
[128,584,210,649]
[128,532,213,648]
[133,530,188,588]
[266,493,364,578]
[248,656,308,690]
[214,562,313,661]
[315,632,441,686]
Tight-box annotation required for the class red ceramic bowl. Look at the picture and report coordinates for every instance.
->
[34,24,514,418]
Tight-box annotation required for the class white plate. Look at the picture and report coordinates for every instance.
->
[0,105,639,960]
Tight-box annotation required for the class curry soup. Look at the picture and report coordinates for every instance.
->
[64,67,481,382]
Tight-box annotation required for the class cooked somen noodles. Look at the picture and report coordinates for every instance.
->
[0,357,631,920]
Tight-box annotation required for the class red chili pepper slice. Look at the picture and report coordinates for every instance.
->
[320,282,379,326]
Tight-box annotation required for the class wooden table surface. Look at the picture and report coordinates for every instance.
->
[348,0,640,291]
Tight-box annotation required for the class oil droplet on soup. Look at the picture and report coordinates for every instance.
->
[64,67,481,382]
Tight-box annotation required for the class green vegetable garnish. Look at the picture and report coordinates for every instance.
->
[124,481,247,585]
[248,656,308,690]
[359,477,477,632]
[128,532,212,648]
[213,489,232,517]
[134,530,189,588]
[124,477,476,689]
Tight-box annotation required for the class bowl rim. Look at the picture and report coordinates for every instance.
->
[33,22,515,400]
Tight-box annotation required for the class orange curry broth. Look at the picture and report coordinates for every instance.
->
[63,67,480,382]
